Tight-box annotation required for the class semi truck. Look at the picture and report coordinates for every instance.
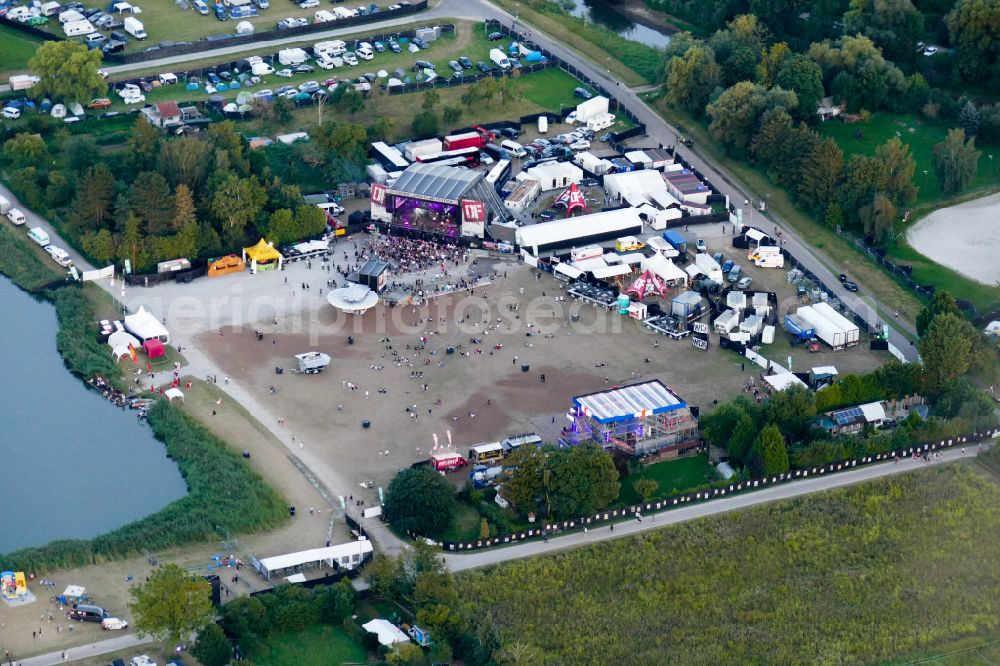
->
[812,301,860,346]
[782,313,815,340]
[443,131,488,151]
[795,305,847,349]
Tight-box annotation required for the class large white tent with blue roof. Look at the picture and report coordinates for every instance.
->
[564,380,699,456]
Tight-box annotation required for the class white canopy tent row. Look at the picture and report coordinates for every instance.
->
[253,539,373,580]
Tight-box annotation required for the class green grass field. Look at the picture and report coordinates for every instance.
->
[459,463,1000,665]
[616,453,714,505]
[817,112,1000,208]
[251,624,367,666]
[0,24,42,79]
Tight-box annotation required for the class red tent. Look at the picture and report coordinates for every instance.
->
[623,269,671,301]
[554,182,589,217]
[142,339,165,359]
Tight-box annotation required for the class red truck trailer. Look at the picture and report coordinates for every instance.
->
[430,451,467,472]
[443,131,488,151]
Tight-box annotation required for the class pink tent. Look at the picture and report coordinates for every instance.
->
[622,269,671,301]
[554,182,588,217]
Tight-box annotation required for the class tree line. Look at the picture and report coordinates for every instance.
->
[701,294,998,473]
[660,10,991,243]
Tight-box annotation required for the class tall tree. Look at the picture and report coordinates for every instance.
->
[126,116,161,172]
[933,128,981,195]
[750,425,789,476]
[728,413,757,463]
[665,44,722,114]
[191,623,232,666]
[756,42,791,88]
[838,154,888,226]
[876,136,918,205]
[70,164,116,232]
[81,229,115,265]
[918,313,975,391]
[129,172,175,236]
[384,467,457,536]
[2,132,49,168]
[209,173,266,246]
[171,184,197,235]
[916,289,960,336]
[117,213,149,272]
[207,121,250,174]
[27,41,105,103]
[264,208,297,246]
[548,444,620,518]
[499,446,550,513]
[860,192,898,243]
[129,563,214,647]
[959,100,981,136]
[158,137,213,191]
[774,54,825,120]
[798,138,845,215]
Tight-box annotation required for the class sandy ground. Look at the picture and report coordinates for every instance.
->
[907,191,1000,285]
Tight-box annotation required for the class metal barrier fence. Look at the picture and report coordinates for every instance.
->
[422,428,998,552]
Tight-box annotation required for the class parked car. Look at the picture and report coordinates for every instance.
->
[388,40,400,53]
[298,80,320,92]
[294,64,315,73]
[298,0,319,8]
[123,94,146,105]
[695,239,707,252]
[500,127,520,139]
[102,40,126,54]
[342,52,358,65]
[448,60,462,72]
[412,59,434,70]
[412,37,428,49]
[275,68,294,77]
[843,280,859,292]
[569,139,590,151]
[488,31,503,40]
[89,98,112,108]
[573,86,593,100]
[252,89,274,98]
[373,40,385,52]
[2,106,20,119]
[736,276,753,289]
[476,61,491,72]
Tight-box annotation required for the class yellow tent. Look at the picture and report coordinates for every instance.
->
[242,238,283,273]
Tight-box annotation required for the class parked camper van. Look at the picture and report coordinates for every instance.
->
[123,16,146,39]
[6,208,26,226]
[500,139,526,158]
[28,227,50,246]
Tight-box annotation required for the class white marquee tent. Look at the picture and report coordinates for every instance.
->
[124,306,170,343]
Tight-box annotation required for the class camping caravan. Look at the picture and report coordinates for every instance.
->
[252,62,274,76]
[278,48,309,66]
[28,227,50,246]
[63,19,95,36]
[123,16,146,39]
[586,113,616,132]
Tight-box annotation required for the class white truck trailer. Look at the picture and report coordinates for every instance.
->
[795,305,847,349]
[812,301,860,346]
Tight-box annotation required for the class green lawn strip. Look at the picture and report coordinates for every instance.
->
[816,112,1000,208]
[104,25,531,111]
[490,0,657,88]
[615,453,715,506]
[24,0,431,54]
[0,222,67,291]
[251,624,367,666]
[0,24,42,79]
[459,465,1000,665]
[647,96,930,325]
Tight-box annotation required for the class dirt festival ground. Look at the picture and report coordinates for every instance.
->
[906,191,1000,285]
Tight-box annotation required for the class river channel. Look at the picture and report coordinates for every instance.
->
[0,277,186,554]
[553,0,674,49]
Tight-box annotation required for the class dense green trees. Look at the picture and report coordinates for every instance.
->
[947,0,1000,84]
[384,467,458,536]
[843,0,923,63]
[916,290,961,336]
[665,44,722,113]
[707,82,797,156]
[751,425,789,475]
[500,443,619,519]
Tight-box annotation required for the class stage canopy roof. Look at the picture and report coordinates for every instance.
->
[243,238,283,263]
[256,540,374,580]
[573,379,686,424]
[124,306,169,342]
[385,162,510,222]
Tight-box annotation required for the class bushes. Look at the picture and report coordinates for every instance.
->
[52,287,118,381]
[0,224,65,292]
[384,466,458,537]
[459,466,1000,665]
[0,401,288,571]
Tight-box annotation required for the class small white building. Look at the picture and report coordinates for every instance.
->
[504,178,540,213]
[525,161,583,192]
[573,151,614,176]
[603,170,679,210]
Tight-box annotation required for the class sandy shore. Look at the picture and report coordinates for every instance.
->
[907,191,1000,285]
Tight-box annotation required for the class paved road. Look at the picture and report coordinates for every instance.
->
[444,444,988,571]
[0,183,94,274]
[17,633,153,666]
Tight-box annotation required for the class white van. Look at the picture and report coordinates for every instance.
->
[124,16,146,40]
[314,10,335,22]
[538,115,548,134]
[500,139,526,158]
[356,43,374,60]
[192,0,209,14]
[28,227,50,245]
[315,40,346,57]
[489,48,511,69]
[6,208,26,226]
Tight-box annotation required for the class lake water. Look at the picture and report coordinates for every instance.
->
[553,0,673,49]
[0,277,186,554]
